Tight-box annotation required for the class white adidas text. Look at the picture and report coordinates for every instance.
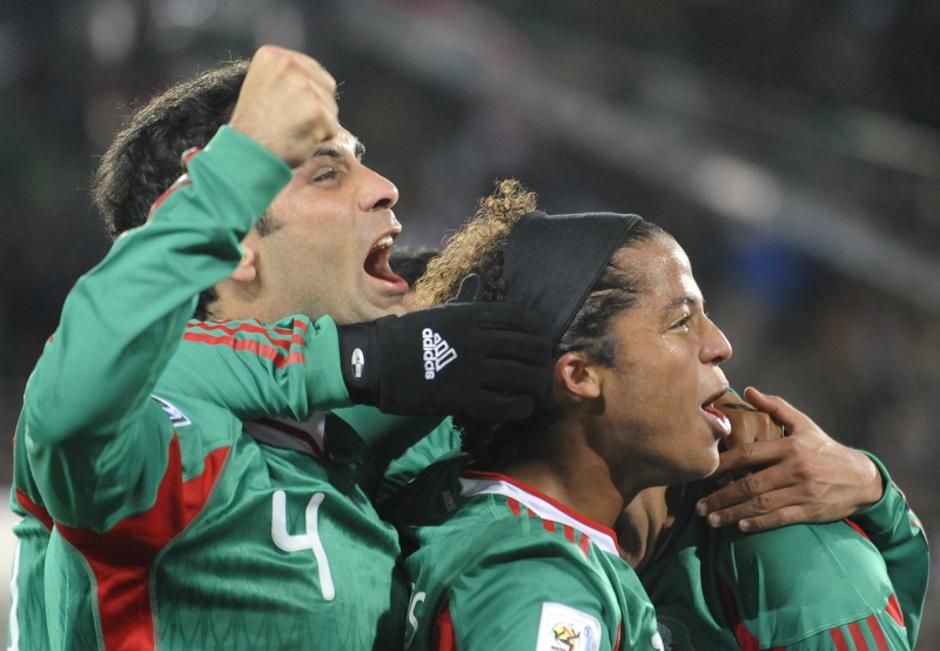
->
[421,328,457,379]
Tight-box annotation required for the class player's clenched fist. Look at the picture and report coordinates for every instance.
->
[229,45,339,168]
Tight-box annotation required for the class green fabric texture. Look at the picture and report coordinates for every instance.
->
[850,450,929,647]
[639,472,922,650]
[398,457,663,651]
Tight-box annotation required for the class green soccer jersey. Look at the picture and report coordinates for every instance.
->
[10,126,420,651]
[638,454,927,651]
[397,456,664,651]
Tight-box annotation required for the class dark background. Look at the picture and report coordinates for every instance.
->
[2,0,937,644]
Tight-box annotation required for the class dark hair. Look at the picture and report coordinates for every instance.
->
[390,247,439,287]
[91,59,264,319]
[415,180,666,471]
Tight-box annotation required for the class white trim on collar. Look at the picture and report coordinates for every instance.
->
[459,474,620,556]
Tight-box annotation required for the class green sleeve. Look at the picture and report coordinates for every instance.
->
[8,416,52,651]
[6,516,51,651]
[22,126,291,529]
[166,318,450,467]
[441,557,618,651]
[784,610,909,650]
[718,521,911,649]
[847,452,928,646]
[160,314,352,421]
[369,418,461,506]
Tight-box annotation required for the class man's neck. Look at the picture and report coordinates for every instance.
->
[615,486,682,571]
[501,428,630,532]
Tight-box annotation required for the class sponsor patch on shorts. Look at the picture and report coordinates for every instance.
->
[535,602,601,651]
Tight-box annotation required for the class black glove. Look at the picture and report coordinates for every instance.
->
[337,275,552,420]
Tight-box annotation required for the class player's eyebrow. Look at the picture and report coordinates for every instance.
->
[311,140,366,161]
[662,295,699,317]
[311,145,344,161]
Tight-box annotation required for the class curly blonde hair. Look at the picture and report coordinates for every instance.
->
[413,179,538,308]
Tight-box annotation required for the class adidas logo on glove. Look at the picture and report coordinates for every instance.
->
[422,328,458,379]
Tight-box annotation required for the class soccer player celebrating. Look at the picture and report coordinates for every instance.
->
[396,182,736,650]
[10,47,551,650]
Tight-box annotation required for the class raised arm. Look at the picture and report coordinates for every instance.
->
[22,46,336,527]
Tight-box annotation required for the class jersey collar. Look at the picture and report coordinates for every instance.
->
[459,469,621,557]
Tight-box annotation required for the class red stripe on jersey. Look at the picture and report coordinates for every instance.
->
[14,489,53,531]
[830,627,850,651]
[181,146,201,165]
[885,593,905,628]
[847,622,869,650]
[55,435,229,651]
[147,177,192,221]
[843,518,872,541]
[577,531,591,557]
[182,332,305,369]
[462,469,620,544]
[717,578,786,651]
[562,524,575,544]
[866,615,889,651]
[198,318,305,334]
[434,601,457,651]
[613,622,622,651]
[542,519,556,533]
[507,497,521,517]
[282,351,305,368]
[186,321,296,348]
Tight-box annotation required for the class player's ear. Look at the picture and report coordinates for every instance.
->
[554,351,602,401]
[229,243,257,284]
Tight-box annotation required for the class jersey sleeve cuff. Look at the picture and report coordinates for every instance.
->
[306,315,353,410]
[850,451,899,535]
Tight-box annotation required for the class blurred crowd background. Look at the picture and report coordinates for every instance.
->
[1,0,938,644]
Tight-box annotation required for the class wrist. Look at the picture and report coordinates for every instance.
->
[336,320,382,405]
[854,449,884,511]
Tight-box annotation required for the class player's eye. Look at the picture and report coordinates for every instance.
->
[313,167,337,182]
[671,314,692,330]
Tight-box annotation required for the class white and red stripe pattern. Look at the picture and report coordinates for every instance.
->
[458,470,620,557]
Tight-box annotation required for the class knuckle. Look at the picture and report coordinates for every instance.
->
[741,474,761,495]
[792,459,812,480]
[269,47,293,68]
[759,414,776,433]
[805,482,824,500]
[738,444,756,464]
[255,44,276,59]
[752,494,772,512]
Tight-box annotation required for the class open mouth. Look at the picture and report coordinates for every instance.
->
[363,233,409,293]
[700,388,732,438]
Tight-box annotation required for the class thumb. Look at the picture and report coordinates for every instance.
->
[450,273,482,303]
[743,387,810,434]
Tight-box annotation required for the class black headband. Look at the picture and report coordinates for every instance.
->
[503,211,643,345]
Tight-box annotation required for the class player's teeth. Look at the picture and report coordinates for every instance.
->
[373,235,394,250]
